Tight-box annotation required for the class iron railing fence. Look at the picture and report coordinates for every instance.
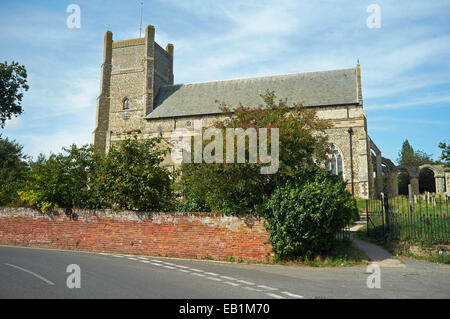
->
[366,194,449,244]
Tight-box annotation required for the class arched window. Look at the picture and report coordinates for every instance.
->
[123,98,130,110]
[326,144,344,178]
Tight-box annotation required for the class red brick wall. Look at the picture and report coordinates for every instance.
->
[0,207,273,261]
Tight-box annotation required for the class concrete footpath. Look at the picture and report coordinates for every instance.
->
[350,224,405,268]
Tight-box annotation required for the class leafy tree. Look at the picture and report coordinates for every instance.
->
[0,134,29,206]
[438,141,450,168]
[18,144,100,211]
[178,91,331,214]
[94,137,175,211]
[0,61,29,128]
[18,138,175,212]
[264,167,358,260]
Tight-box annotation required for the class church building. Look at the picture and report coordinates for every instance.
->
[93,25,387,199]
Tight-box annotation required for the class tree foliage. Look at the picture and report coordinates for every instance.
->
[0,61,29,128]
[438,141,450,168]
[18,144,100,212]
[178,91,331,214]
[18,137,175,212]
[264,167,359,259]
[94,137,175,211]
[0,134,28,206]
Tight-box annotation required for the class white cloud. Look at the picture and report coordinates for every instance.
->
[365,96,450,111]
[369,117,450,126]
[2,0,449,159]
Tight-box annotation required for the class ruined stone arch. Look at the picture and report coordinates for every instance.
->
[419,164,447,194]
[418,164,445,177]
[388,164,448,195]
[381,157,398,197]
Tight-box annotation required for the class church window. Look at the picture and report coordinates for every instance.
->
[326,144,344,179]
[123,98,130,110]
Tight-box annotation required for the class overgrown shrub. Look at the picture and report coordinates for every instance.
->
[93,137,175,211]
[178,91,331,214]
[264,167,359,260]
[0,134,28,206]
[178,162,265,214]
[18,144,99,211]
[18,137,175,212]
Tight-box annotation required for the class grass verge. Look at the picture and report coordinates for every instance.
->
[274,240,369,267]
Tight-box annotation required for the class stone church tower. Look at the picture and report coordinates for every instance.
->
[93,25,386,199]
[93,25,173,152]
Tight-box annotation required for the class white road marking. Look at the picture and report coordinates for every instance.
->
[106,254,292,296]
[265,293,285,299]
[163,266,176,269]
[257,285,277,291]
[237,280,255,285]
[220,275,237,281]
[5,263,55,286]
[174,265,190,269]
[224,281,240,287]
[188,268,203,272]
[98,253,110,255]
[281,291,304,298]
[191,272,206,277]
[204,272,219,276]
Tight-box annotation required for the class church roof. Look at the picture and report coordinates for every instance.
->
[146,67,359,119]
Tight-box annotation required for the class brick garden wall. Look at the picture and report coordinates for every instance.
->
[0,207,272,261]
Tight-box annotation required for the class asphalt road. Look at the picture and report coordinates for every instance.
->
[0,245,449,299]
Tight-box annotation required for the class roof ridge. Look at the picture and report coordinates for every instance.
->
[163,67,356,88]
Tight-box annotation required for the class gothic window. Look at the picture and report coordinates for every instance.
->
[326,144,344,179]
[123,98,130,110]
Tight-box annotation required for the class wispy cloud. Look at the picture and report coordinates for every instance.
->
[369,117,450,126]
[0,0,449,161]
[365,96,450,111]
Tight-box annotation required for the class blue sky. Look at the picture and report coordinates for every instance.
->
[1,0,449,163]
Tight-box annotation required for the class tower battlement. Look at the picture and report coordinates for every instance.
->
[92,25,173,153]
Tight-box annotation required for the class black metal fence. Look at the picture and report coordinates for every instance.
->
[366,194,450,244]
[336,224,352,241]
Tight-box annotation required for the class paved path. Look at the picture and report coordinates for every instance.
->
[350,223,405,268]
[1,245,449,299]
[353,238,405,267]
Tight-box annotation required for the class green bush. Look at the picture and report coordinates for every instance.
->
[0,134,28,206]
[264,168,359,259]
[18,144,100,211]
[18,137,175,212]
[178,91,331,214]
[94,137,175,211]
[178,162,265,214]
